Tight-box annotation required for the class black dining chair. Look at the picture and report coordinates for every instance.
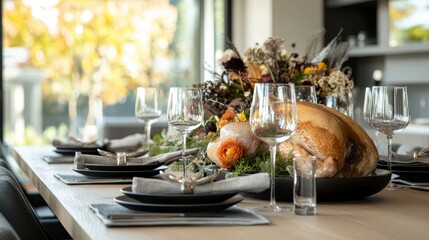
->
[0,145,46,206]
[0,158,55,218]
[0,212,20,240]
[0,164,72,240]
[0,166,49,240]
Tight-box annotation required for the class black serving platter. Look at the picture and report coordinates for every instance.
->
[242,169,391,202]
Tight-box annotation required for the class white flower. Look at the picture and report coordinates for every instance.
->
[317,70,353,98]
[218,49,238,65]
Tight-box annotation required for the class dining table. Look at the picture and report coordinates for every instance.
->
[11,146,429,240]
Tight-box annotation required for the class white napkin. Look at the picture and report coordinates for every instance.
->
[52,137,103,148]
[105,133,145,152]
[132,173,270,194]
[74,148,199,169]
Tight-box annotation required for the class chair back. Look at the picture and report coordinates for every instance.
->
[0,166,48,240]
[0,158,10,169]
[0,212,20,240]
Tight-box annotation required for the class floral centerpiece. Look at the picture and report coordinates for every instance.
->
[190,30,354,176]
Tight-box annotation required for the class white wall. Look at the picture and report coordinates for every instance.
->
[272,0,324,56]
[232,0,273,53]
[232,0,323,56]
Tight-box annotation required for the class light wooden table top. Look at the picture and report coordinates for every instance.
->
[12,146,429,240]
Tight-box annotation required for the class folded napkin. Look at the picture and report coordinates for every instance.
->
[53,134,145,154]
[379,153,429,164]
[52,137,103,148]
[395,145,423,155]
[132,173,270,194]
[74,148,199,169]
[89,204,270,227]
[105,133,144,152]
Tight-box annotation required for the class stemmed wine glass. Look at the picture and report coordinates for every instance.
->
[363,87,379,145]
[370,86,410,190]
[295,85,317,103]
[167,87,204,180]
[135,87,162,151]
[249,83,297,212]
[363,87,372,124]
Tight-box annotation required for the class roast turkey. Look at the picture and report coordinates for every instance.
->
[278,102,378,177]
[207,102,379,178]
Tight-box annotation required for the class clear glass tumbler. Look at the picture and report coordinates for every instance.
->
[293,156,317,215]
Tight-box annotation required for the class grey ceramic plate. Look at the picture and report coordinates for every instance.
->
[114,194,243,213]
[85,162,162,171]
[71,166,167,178]
[54,147,100,156]
[121,186,239,204]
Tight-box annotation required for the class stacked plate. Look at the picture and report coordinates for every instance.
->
[378,158,429,178]
[54,145,102,156]
[114,186,243,213]
[72,163,167,178]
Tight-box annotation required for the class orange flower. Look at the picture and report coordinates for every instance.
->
[216,138,244,170]
[220,108,236,121]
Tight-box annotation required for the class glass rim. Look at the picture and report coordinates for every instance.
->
[136,86,159,89]
[169,86,199,89]
[372,86,407,90]
[254,82,295,86]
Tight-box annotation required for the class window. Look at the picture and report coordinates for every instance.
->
[389,0,429,47]
[2,0,230,145]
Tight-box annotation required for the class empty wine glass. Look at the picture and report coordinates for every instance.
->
[363,87,379,145]
[370,86,410,190]
[363,87,372,124]
[249,83,297,212]
[295,85,317,103]
[167,87,204,180]
[135,87,162,151]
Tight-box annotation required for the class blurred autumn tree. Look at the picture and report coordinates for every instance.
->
[389,0,429,46]
[3,0,178,139]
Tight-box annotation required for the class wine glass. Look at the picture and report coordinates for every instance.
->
[249,83,297,212]
[370,86,410,190]
[167,87,204,180]
[295,85,317,103]
[363,87,372,124]
[135,87,162,152]
[363,87,380,145]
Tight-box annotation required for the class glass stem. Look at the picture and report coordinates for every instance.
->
[145,123,152,151]
[269,144,277,208]
[181,132,187,180]
[387,135,393,175]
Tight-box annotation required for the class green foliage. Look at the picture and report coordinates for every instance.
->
[149,129,205,174]
[231,147,293,177]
